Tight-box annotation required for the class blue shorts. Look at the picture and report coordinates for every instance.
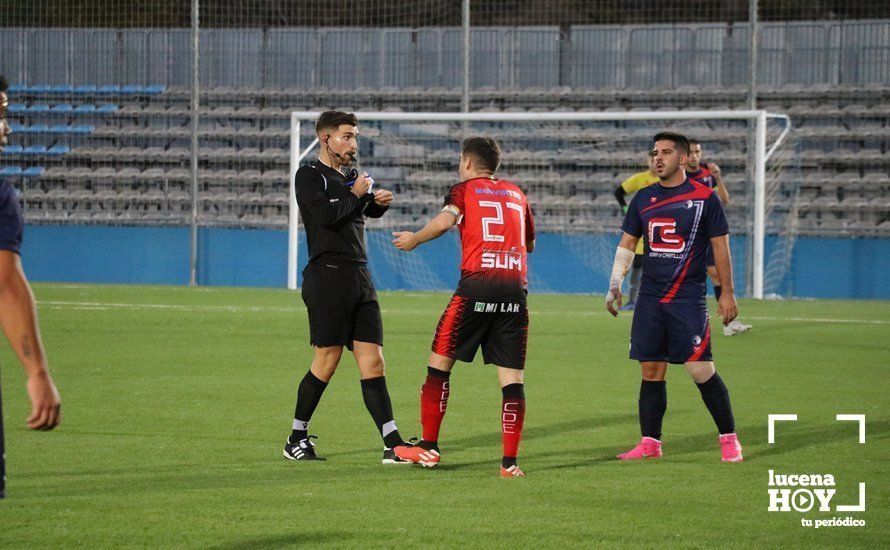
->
[629,297,713,364]
[0,182,23,255]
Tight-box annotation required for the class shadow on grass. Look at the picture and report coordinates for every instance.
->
[210,530,352,549]
[443,412,639,452]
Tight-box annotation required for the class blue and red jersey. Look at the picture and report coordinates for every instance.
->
[621,179,728,302]
[0,179,23,255]
[686,166,718,189]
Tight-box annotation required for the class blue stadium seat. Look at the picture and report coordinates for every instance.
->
[96,103,119,113]
[50,84,75,94]
[71,125,95,134]
[11,123,48,134]
[0,166,23,176]
[97,85,120,94]
[22,167,46,177]
[1,145,23,155]
[8,84,26,94]
[48,125,70,134]
[29,104,51,113]
[28,84,52,94]
[47,145,71,156]
[23,145,48,155]
[73,85,98,94]
[120,85,143,95]
[7,103,26,113]
[143,85,166,95]
[50,103,74,113]
[73,104,97,114]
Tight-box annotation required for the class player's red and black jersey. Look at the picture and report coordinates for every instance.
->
[686,166,718,190]
[443,177,535,301]
[622,179,728,303]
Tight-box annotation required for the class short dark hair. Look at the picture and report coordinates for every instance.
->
[688,138,701,147]
[461,136,501,173]
[0,74,8,93]
[316,111,357,134]
[652,131,690,155]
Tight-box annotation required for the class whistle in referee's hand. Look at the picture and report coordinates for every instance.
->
[345,173,374,193]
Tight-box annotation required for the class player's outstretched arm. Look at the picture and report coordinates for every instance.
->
[392,211,457,252]
[606,232,638,317]
[710,235,738,324]
[0,251,61,430]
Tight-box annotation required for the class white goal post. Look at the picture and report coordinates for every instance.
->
[289,110,791,298]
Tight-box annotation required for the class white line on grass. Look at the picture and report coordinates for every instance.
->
[36,300,890,325]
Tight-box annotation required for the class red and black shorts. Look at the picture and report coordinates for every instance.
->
[431,294,529,370]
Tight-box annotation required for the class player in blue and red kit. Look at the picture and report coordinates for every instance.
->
[0,74,63,499]
[606,132,743,463]
[686,139,751,336]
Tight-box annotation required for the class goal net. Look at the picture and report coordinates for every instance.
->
[289,111,793,298]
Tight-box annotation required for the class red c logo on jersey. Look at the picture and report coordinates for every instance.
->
[648,218,686,253]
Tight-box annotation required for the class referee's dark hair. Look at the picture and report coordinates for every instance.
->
[0,74,8,93]
[652,131,690,155]
[316,110,357,135]
[461,136,501,174]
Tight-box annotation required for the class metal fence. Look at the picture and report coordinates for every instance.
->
[1,0,888,289]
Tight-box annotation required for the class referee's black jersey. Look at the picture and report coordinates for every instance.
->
[295,160,388,265]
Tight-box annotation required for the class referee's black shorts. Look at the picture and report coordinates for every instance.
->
[301,260,383,350]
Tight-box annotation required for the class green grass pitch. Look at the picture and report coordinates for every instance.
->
[0,284,887,547]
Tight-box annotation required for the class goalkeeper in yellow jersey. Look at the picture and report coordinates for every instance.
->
[613,151,659,310]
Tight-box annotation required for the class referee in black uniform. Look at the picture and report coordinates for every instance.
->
[0,74,62,498]
[283,111,408,463]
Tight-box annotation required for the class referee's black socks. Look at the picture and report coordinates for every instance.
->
[696,372,736,435]
[361,376,404,448]
[639,380,667,440]
[290,370,328,444]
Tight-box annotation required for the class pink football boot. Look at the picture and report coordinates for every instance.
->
[617,437,663,460]
[719,433,743,462]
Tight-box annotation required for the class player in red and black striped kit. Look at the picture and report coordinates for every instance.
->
[390,137,535,477]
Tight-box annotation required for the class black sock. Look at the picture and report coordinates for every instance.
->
[290,370,328,444]
[696,372,736,434]
[714,284,722,301]
[361,376,403,448]
[639,380,667,440]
